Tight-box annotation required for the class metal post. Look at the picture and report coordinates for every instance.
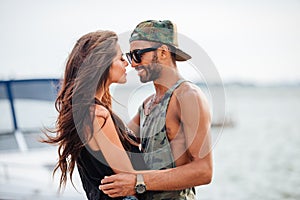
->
[6,81,28,152]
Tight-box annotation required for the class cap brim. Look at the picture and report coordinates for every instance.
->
[175,48,191,61]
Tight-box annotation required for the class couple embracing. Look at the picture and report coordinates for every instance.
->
[44,20,212,200]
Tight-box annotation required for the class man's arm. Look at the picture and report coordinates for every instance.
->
[99,157,211,197]
[99,85,212,196]
[143,85,213,190]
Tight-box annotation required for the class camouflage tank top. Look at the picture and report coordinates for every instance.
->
[138,79,196,200]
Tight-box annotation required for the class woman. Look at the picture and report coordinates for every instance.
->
[43,30,147,200]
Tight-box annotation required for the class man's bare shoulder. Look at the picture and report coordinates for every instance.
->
[175,81,206,101]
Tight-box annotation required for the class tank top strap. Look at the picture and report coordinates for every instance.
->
[160,79,188,109]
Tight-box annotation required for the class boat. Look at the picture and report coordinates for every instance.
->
[0,78,85,199]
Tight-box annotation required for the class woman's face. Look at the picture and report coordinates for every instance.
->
[109,44,129,84]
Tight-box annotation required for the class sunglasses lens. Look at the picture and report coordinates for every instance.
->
[132,51,141,63]
[126,53,132,64]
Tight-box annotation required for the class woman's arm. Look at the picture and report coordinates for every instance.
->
[92,105,136,174]
[127,112,140,138]
[91,105,155,196]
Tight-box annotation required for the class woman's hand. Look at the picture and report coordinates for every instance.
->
[99,173,136,197]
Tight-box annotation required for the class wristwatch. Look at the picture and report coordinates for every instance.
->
[135,174,146,194]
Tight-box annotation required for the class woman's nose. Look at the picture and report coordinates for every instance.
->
[124,60,129,67]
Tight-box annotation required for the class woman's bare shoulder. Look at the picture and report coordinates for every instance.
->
[95,104,110,119]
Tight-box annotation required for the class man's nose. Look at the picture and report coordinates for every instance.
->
[130,60,139,68]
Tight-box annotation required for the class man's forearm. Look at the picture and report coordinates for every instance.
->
[99,158,212,197]
[143,158,212,191]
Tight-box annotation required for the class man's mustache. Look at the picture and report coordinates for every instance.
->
[135,65,146,71]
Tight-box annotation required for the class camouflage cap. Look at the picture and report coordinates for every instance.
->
[129,20,191,61]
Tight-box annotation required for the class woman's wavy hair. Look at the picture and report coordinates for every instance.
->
[42,30,136,191]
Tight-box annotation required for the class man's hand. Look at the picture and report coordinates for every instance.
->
[99,173,136,197]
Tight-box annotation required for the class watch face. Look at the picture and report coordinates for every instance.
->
[135,184,146,194]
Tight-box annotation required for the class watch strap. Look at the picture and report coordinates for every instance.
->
[136,174,144,184]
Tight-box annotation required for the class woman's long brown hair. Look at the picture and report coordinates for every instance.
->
[42,30,137,191]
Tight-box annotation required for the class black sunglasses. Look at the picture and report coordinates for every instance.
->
[126,45,161,64]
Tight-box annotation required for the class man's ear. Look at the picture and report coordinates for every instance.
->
[158,44,171,60]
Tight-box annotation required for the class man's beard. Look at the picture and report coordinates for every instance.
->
[138,54,162,83]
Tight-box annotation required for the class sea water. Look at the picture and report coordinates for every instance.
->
[196,86,300,200]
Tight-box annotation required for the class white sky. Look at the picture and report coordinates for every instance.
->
[0,0,299,84]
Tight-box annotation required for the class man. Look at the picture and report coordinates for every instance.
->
[100,20,212,199]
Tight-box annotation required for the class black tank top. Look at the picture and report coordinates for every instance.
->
[76,102,146,200]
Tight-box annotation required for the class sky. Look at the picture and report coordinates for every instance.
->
[0,0,299,84]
